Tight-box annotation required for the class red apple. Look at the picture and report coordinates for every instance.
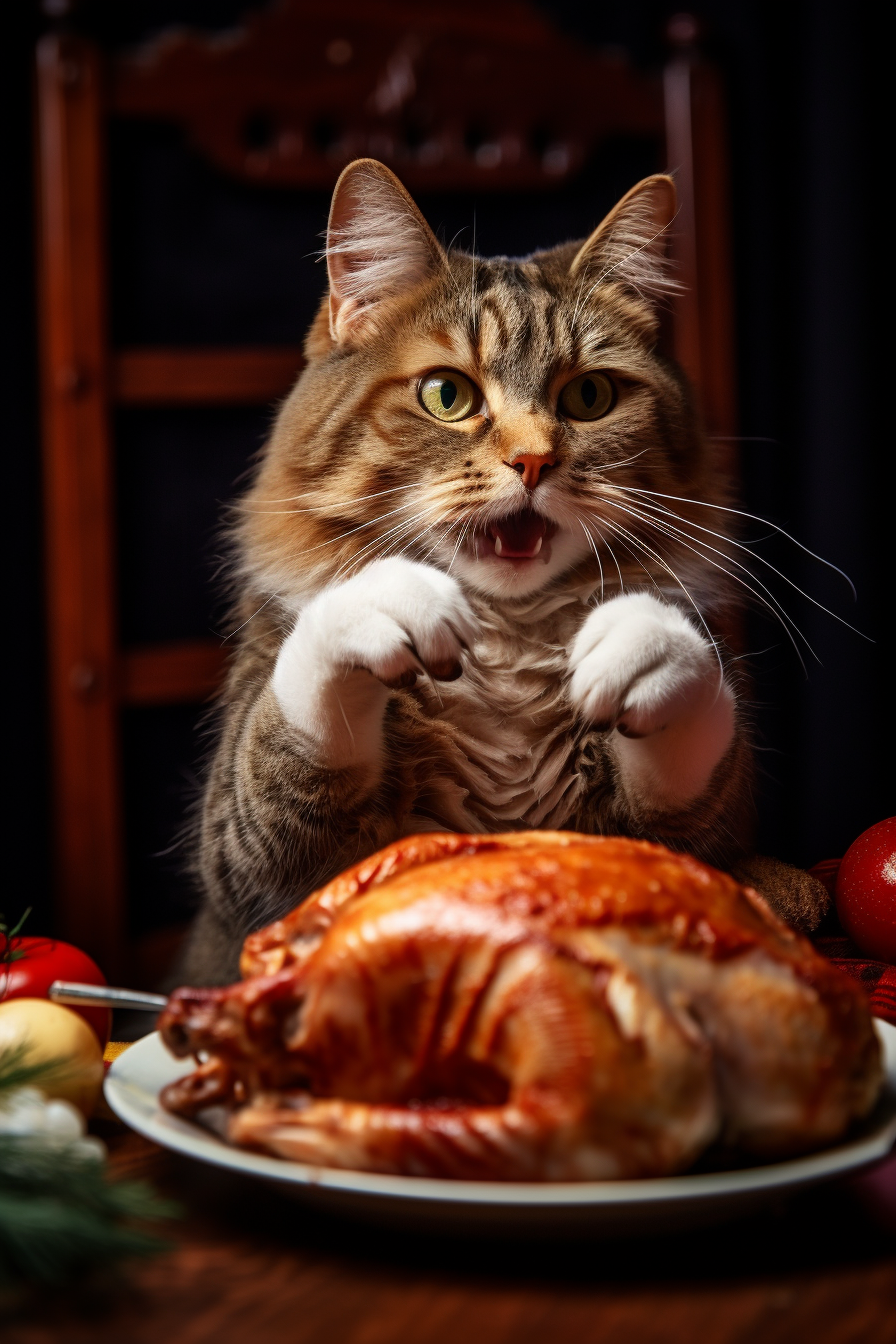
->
[0,935,111,1047]
[835,817,896,963]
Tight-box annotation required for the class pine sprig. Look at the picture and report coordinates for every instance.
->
[0,1042,71,1100]
[0,907,31,977]
[0,1135,179,1288]
[0,1040,180,1289]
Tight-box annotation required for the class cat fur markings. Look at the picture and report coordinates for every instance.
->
[181,161,761,985]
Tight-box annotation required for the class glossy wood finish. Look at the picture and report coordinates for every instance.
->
[6,1125,896,1343]
[36,34,125,975]
[120,640,227,706]
[110,0,664,192]
[664,16,736,447]
[113,347,304,405]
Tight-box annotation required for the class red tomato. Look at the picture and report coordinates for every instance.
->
[0,937,111,1047]
[835,818,896,964]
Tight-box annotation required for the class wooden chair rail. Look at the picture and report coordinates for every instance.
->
[120,639,227,706]
[112,347,305,405]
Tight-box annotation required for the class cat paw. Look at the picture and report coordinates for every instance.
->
[272,558,478,767]
[568,592,724,736]
[568,593,735,807]
[301,557,478,686]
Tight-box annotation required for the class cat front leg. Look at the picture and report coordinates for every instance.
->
[272,557,478,781]
[568,592,736,811]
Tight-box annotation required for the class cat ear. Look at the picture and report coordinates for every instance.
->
[325,159,447,345]
[570,175,678,302]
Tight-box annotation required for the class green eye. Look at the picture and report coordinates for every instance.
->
[559,372,615,421]
[419,371,479,422]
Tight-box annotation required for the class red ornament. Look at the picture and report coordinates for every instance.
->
[835,818,896,964]
[0,936,111,1047]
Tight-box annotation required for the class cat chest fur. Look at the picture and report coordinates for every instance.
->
[401,589,593,835]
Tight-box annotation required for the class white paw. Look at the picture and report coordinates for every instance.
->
[272,558,478,768]
[569,592,722,735]
[568,593,735,808]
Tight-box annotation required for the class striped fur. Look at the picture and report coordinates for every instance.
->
[180,165,823,984]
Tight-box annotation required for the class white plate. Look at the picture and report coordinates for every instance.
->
[105,1022,896,1236]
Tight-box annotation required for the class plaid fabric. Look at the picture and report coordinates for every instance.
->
[808,859,896,1027]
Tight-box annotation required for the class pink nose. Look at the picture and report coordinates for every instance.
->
[506,452,556,490]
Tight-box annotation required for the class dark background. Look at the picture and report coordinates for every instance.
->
[5,1,890,941]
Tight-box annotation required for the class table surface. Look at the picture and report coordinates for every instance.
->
[6,1121,896,1344]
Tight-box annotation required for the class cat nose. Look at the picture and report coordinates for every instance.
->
[505,451,556,490]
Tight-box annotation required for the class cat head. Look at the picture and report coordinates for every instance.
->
[242,159,712,606]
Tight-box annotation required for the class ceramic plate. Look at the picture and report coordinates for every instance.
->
[105,1022,896,1236]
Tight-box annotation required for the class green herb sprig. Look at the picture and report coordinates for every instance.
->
[0,1045,179,1290]
[0,907,31,958]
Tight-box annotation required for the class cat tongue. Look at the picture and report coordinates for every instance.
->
[489,511,547,558]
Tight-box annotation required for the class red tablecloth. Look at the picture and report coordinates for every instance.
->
[808,859,896,1026]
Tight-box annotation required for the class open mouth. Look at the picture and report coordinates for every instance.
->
[475,509,557,561]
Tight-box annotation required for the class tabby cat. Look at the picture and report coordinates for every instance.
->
[181,160,825,984]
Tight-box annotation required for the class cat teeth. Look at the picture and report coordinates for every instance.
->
[493,535,543,558]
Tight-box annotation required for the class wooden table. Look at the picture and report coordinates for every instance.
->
[6,1126,896,1344]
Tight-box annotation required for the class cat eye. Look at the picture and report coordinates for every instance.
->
[419,371,480,422]
[559,372,616,421]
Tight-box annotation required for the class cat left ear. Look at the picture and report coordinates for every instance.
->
[570,175,678,302]
[326,159,447,345]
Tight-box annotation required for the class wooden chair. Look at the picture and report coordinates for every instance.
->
[35,1,735,980]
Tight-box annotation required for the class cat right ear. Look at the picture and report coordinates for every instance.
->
[570,175,679,303]
[325,159,447,346]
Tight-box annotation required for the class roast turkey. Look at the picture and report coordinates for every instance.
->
[160,832,882,1180]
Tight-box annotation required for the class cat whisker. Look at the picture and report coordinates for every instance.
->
[328,505,442,581]
[586,515,665,602]
[363,499,462,570]
[595,446,655,474]
[236,499,427,569]
[591,494,814,671]
[242,481,426,512]
[587,513,727,687]
[218,591,280,643]
[597,518,627,594]
[418,513,466,567]
[604,486,867,644]
[594,494,804,644]
[469,213,479,335]
[570,266,591,336]
[621,486,859,601]
[575,217,683,321]
[577,515,605,603]
[446,516,474,574]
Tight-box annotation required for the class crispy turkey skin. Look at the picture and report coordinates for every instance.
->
[160,833,882,1180]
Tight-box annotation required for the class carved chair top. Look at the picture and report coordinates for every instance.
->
[109,0,665,190]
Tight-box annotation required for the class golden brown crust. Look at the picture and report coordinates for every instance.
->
[161,833,881,1181]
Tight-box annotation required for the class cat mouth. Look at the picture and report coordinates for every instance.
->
[474,510,556,561]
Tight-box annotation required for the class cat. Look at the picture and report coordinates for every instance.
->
[180,160,826,984]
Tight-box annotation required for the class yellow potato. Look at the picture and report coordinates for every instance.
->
[0,997,104,1118]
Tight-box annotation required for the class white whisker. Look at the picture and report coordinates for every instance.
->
[590,512,727,687]
[622,486,858,600]
[606,487,867,643]
[241,481,426,513]
[577,515,605,602]
[329,505,441,581]
[592,493,813,670]
[218,592,279,642]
